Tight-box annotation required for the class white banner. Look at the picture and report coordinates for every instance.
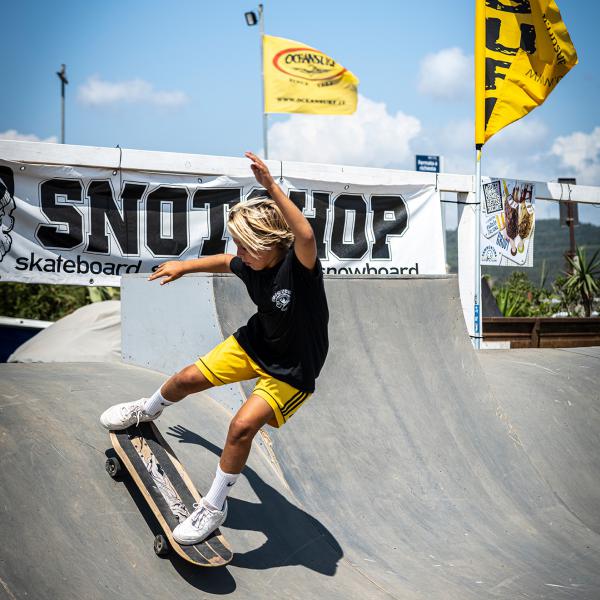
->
[0,159,445,285]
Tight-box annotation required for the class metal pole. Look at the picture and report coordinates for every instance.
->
[57,65,68,144]
[61,82,65,144]
[474,146,482,349]
[259,4,268,159]
[439,155,447,267]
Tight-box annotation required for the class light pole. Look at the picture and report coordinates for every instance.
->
[244,4,268,158]
[56,64,68,144]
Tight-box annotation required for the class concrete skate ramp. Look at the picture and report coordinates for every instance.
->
[213,275,600,599]
[1,275,599,600]
[0,363,385,600]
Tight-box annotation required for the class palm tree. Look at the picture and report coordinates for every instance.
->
[565,247,600,317]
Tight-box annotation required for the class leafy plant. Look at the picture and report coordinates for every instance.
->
[0,283,120,321]
[552,275,582,317]
[87,286,120,303]
[491,271,555,317]
[538,259,548,290]
[0,282,89,321]
[494,285,530,317]
[564,247,600,317]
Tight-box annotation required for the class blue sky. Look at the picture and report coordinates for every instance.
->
[3,0,599,224]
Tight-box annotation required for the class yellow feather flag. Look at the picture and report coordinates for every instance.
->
[475,0,577,146]
[263,35,359,115]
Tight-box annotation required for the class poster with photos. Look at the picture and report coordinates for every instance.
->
[480,178,535,267]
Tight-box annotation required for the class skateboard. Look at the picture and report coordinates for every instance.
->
[106,421,233,567]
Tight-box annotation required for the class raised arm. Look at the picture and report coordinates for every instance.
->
[148,254,235,285]
[245,151,317,270]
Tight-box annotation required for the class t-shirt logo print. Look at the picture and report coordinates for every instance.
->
[272,289,292,312]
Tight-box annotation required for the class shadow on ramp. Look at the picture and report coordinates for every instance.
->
[166,425,343,575]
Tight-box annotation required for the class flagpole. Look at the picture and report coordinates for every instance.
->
[474,0,485,350]
[258,4,268,159]
[474,145,482,349]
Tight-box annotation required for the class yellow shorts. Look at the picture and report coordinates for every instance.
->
[195,335,311,428]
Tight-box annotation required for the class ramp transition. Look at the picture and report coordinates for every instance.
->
[1,274,599,599]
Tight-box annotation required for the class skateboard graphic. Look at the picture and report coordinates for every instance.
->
[106,421,232,567]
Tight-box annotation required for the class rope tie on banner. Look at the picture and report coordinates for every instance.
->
[557,181,572,202]
[115,144,123,193]
[435,173,439,192]
[440,199,481,205]
[560,180,600,208]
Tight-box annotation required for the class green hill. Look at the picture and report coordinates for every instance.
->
[446,220,600,288]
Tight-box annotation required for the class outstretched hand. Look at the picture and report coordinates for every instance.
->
[245,151,275,191]
[147,261,186,285]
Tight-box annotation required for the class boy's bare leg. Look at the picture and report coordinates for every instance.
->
[160,364,214,402]
[100,363,214,430]
[174,394,278,542]
[220,395,276,473]
[140,364,214,417]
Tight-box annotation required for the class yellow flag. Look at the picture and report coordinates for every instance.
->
[475,0,577,145]
[263,35,359,115]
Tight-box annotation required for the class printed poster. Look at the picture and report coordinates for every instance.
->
[480,178,536,267]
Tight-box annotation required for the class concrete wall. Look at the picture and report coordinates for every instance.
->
[121,273,253,417]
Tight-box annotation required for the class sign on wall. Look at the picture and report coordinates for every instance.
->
[415,155,440,173]
[480,178,536,267]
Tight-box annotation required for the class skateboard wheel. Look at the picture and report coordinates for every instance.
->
[154,534,170,557]
[105,457,122,479]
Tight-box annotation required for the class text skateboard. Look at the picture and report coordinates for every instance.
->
[106,421,232,567]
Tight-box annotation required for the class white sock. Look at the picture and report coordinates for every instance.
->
[204,465,239,511]
[143,386,174,416]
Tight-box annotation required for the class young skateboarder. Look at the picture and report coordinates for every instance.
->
[100,152,329,544]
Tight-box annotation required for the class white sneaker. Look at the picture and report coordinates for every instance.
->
[99,398,162,430]
[173,498,227,545]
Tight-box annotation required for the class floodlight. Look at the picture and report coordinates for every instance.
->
[245,11,258,26]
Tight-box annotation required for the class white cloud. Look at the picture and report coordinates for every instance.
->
[0,129,58,143]
[550,126,600,185]
[417,47,473,101]
[414,116,564,222]
[483,118,551,180]
[417,118,472,173]
[78,75,189,108]
[414,116,551,177]
[487,118,549,150]
[268,95,421,167]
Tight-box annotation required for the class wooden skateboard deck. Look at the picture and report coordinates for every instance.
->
[107,421,232,567]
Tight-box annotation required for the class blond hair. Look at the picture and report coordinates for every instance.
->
[227,197,294,258]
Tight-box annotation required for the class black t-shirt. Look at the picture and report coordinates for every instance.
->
[229,247,329,392]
